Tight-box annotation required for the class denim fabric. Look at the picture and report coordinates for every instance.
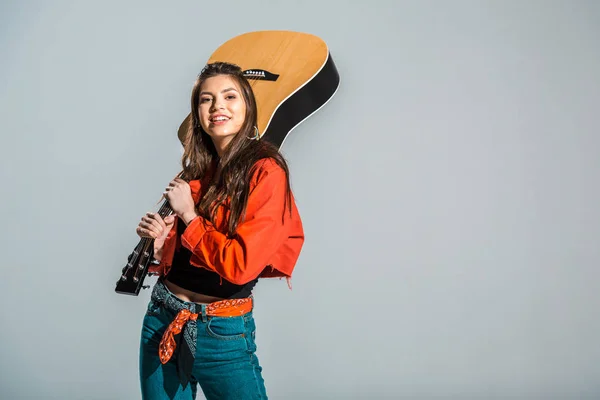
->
[139,283,268,399]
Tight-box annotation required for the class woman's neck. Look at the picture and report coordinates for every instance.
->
[212,137,233,157]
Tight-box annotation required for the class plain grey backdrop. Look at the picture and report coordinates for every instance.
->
[1,0,599,399]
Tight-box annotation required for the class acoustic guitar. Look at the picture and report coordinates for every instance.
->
[115,30,340,295]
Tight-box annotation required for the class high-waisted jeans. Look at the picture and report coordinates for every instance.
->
[139,280,268,399]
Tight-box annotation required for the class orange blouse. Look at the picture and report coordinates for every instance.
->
[148,158,305,286]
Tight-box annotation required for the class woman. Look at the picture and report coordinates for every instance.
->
[135,62,304,399]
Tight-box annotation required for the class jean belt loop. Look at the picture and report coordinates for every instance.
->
[201,304,208,322]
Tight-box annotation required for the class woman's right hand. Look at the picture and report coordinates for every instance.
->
[136,212,176,249]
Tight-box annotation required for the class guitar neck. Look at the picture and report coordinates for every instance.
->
[115,197,175,295]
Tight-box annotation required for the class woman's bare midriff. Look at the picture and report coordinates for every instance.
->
[164,279,225,304]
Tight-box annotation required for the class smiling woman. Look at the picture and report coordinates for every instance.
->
[134,62,305,400]
[198,76,248,153]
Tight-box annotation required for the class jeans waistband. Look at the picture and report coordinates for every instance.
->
[151,279,254,320]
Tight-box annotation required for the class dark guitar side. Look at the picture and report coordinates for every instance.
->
[262,53,340,148]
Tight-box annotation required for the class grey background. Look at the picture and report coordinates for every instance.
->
[1,0,599,399]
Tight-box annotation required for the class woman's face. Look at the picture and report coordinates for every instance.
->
[198,75,247,152]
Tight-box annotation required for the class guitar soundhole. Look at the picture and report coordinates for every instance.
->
[242,69,279,82]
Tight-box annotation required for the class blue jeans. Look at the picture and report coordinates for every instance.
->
[139,282,268,399]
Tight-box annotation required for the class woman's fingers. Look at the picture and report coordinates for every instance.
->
[137,222,159,237]
[164,180,181,197]
[166,180,180,190]
[136,212,176,240]
[146,212,166,229]
[142,215,162,232]
[136,225,156,238]
[166,179,188,191]
[137,213,167,238]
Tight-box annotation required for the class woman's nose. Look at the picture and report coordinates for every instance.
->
[211,99,225,111]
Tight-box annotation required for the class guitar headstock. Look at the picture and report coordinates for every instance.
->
[115,200,173,295]
[114,237,158,295]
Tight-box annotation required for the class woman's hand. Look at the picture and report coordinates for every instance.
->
[164,178,198,224]
[136,212,175,249]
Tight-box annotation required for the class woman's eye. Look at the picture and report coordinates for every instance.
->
[226,95,236,100]
[200,98,211,103]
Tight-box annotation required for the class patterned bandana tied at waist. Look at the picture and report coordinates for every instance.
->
[150,279,253,387]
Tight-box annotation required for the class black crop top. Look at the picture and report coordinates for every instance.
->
[165,220,258,299]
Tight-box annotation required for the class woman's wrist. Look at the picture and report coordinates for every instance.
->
[180,210,199,225]
[153,245,163,261]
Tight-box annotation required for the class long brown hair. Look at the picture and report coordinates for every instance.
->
[180,62,292,236]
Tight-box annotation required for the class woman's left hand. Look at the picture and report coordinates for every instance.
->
[164,178,198,224]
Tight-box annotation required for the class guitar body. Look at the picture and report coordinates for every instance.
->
[177,30,340,148]
[116,30,339,296]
